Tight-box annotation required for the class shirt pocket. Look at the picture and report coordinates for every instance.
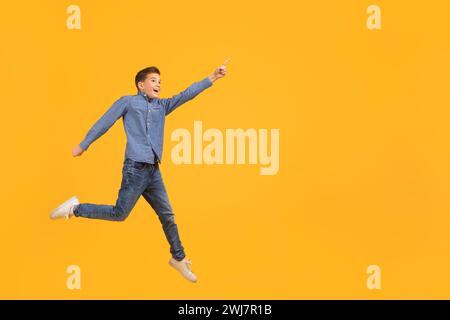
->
[152,104,163,112]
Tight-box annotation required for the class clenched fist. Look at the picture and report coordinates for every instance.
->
[209,58,230,82]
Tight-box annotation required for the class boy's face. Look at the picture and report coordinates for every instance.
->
[138,72,161,98]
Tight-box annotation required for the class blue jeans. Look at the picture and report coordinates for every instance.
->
[73,158,186,261]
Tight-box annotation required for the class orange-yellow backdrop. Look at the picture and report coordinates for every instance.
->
[1,0,450,299]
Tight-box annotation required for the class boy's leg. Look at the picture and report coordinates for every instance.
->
[74,159,150,221]
[142,164,186,261]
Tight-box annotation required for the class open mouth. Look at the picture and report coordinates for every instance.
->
[152,88,160,94]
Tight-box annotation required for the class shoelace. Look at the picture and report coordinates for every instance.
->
[184,259,193,273]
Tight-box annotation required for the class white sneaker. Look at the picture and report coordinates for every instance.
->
[169,257,197,283]
[50,196,79,220]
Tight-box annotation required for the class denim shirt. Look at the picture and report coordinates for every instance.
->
[79,76,213,164]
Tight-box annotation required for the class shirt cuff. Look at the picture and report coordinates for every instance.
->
[79,140,89,151]
[204,76,213,87]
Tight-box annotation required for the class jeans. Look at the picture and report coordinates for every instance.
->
[73,158,186,261]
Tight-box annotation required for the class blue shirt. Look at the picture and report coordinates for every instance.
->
[79,76,213,164]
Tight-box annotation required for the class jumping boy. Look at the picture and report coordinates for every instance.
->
[50,60,229,282]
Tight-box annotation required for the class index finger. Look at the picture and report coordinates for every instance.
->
[222,58,231,65]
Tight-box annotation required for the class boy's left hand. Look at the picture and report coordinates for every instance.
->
[210,58,230,82]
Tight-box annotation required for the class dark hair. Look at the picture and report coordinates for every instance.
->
[135,66,160,91]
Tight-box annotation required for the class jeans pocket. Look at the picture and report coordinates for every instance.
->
[132,161,146,170]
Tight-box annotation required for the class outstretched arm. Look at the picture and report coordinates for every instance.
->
[161,59,229,116]
[72,96,129,157]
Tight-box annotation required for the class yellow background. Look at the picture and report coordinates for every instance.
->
[1,0,450,299]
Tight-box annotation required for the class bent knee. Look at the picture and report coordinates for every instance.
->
[115,214,128,222]
[112,208,131,222]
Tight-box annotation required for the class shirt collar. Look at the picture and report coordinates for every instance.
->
[137,90,155,102]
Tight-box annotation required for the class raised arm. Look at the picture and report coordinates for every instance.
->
[160,59,229,116]
[73,96,129,156]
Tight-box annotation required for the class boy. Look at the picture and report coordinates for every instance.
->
[50,61,228,283]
